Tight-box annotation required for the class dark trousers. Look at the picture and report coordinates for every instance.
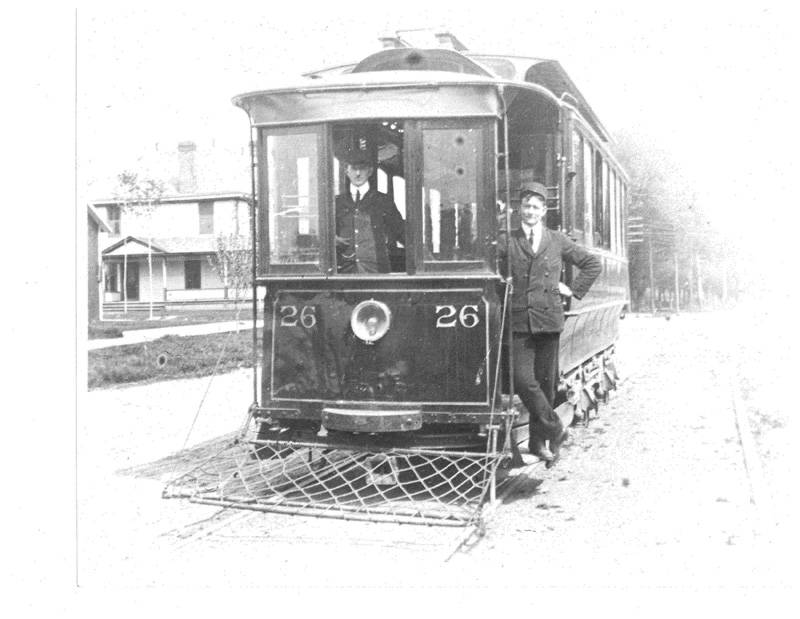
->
[512,331,563,445]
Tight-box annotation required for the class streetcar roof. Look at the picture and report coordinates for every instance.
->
[235,69,608,143]
[290,48,609,140]
[233,70,557,127]
[235,68,507,94]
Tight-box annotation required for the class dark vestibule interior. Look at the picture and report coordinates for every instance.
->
[333,121,407,272]
[333,119,491,272]
[499,89,562,230]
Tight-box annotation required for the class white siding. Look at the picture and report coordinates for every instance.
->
[125,255,226,301]
[213,199,245,235]
[99,198,250,238]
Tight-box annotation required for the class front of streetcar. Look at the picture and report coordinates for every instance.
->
[233,62,522,454]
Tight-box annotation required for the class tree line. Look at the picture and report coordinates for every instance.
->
[615,131,739,313]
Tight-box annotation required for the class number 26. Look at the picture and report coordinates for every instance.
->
[435,304,480,328]
[279,305,317,328]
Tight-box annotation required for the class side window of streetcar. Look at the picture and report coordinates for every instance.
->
[571,130,585,233]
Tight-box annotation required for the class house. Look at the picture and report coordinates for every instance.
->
[94,192,252,306]
[91,140,253,311]
[87,204,111,321]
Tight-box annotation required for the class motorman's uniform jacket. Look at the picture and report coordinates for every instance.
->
[499,227,601,334]
[335,188,405,273]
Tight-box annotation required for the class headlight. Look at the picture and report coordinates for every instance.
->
[351,299,391,344]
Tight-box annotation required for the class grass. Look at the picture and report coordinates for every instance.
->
[88,330,262,389]
[89,307,255,338]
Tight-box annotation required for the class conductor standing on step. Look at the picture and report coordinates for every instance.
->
[500,182,601,466]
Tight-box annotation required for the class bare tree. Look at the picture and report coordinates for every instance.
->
[208,232,252,330]
[114,171,166,319]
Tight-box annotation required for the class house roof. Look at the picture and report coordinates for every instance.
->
[87,204,111,232]
[102,235,239,256]
[91,191,251,208]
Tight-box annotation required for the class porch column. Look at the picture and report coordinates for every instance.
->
[162,256,168,302]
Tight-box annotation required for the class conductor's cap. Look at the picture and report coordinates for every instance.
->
[519,182,547,202]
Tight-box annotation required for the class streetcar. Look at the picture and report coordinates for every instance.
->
[167,32,629,524]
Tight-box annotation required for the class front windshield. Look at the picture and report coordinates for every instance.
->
[261,118,494,275]
[266,130,321,265]
[422,126,480,263]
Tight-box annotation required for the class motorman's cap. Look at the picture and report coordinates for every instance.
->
[519,182,548,202]
[341,146,376,167]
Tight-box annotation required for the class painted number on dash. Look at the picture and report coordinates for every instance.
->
[434,304,480,328]
[279,305,317,328]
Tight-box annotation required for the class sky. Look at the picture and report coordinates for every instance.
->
[76,3,795,229]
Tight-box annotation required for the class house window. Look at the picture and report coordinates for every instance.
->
[185,260,202,289]
[107,205,121,235]
[199,201,214,234]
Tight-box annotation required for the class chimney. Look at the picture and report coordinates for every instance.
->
[177,141,197,194]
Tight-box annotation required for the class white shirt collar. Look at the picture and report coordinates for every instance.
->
[521,222,543,250]
[521,221,542,237]
[350,181,370,202]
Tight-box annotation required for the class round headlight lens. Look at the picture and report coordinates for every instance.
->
[351,299,392,344]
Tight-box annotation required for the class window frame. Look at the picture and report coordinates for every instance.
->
[257,124,331,278]
[405,118,496,274]
[107,205,121,235]
[602,160,611,249]
[570,128,585,235]
[198,200,214,235]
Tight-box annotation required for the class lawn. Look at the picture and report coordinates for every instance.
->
[88,330,262,389]
[89,307,256,339]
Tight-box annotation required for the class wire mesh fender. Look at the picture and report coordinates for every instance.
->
[163,421,512,526]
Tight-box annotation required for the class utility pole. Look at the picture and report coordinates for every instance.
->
[695,251,704,310]
[674,249,680,314]
[721,255,729,306]
[625,215,644,311]
[123,251,128,314]
[648,228,655,314]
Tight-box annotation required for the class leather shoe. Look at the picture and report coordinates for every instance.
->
[528,438,555,463]
[546,429,569,468]
[508,453,526,468]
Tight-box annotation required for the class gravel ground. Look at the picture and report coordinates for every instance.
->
[77,310,795,594]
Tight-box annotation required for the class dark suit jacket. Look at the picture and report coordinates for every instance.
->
[499,227,601,334]
[335,189,405,273]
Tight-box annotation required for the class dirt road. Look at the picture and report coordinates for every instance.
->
[78,309,795,590]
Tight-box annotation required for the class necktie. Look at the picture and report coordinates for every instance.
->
[529,228,535,251]
[355,190,361,205]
